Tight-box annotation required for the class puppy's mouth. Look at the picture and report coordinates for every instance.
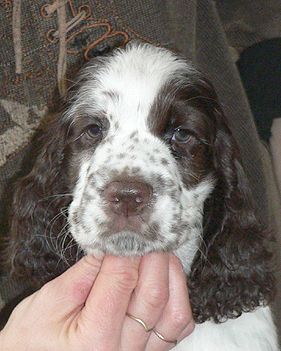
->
[106,213,146,233]
[81,213,165,255]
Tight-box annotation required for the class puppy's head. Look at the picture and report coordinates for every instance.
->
[64,43,215,264]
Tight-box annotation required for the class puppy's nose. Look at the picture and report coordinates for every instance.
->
[104,181,152,216]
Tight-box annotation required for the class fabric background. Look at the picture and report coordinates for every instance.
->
[0,0,280,337]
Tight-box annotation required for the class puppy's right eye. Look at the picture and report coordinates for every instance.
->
[86,124,102,138]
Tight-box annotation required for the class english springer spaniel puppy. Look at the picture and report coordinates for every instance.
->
[5,43,278,350]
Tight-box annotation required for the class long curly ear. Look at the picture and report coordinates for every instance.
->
[188,87,275,323]
[4,114,77,288]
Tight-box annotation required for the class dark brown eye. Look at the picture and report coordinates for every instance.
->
[172,128,193,143]
[86,124,102,138]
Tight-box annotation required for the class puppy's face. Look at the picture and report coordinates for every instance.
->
[65,44,215,263]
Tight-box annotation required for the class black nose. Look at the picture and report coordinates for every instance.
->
[104,181,152,216]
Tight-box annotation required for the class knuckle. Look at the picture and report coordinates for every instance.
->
[182,320,196,338]
[102,256,140,292]
[9,296,29,316]
[39,280,52,296]
[35,281,55,303]
[82,255,103,271]
[114,268,139,291]
[170,309,192,330]
[37,279,59,301]
[144,286,169,309]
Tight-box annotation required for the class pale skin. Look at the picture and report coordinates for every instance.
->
[0,253,194,351]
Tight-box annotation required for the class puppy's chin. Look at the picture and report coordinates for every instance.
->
[82,231,160,256]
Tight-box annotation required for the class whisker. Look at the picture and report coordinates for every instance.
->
[45,208,68,237]
[37,193,73,203]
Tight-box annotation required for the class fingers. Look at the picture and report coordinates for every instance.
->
[32,253,193,351]
[35,255,103,317]
[121,252,170,350]
[78,255,141,349]
[146,254,194,350]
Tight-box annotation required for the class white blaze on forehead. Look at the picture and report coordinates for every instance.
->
[66,43,191,129]
[95,44,186,107]
[96,45,187,128]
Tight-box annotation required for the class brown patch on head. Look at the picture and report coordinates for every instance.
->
[148,75,216,141]
[147,73,218,186]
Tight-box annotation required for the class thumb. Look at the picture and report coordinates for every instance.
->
[37,255,103,316]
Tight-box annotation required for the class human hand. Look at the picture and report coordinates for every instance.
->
[0,253,194,351]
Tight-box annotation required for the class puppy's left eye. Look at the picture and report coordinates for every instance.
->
[86,124,102,138]
[172,128,193,143]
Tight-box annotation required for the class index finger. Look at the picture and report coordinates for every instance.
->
[78,255,141,347]
[35,255,104,319]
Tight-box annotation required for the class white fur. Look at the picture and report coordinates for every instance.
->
[176,307,279,351]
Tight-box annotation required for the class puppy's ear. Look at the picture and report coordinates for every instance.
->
[188,78,275,323]
[4,114,77,287]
